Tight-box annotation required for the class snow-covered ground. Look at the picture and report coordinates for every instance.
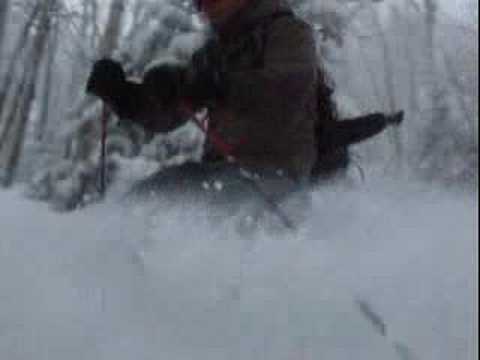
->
[0,179,477,360]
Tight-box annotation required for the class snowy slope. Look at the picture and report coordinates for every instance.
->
[0,180,477,360]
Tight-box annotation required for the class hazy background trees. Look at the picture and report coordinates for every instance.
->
[0,0,477,210]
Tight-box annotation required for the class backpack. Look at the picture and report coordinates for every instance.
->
[247,10,350,180]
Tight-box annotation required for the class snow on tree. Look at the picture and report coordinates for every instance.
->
[24,0,205,211]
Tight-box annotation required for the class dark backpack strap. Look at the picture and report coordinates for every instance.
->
[260,10,294,67]
[244,10,295,68]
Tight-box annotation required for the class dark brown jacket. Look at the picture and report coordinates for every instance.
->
[121,0,319,179]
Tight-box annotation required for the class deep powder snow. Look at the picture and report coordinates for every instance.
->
[0,179,477,360]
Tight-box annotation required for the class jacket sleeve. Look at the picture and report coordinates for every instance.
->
[106,80,189,134]
[224,19,318,141]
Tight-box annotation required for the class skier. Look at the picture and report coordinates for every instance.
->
[86,0,402,224]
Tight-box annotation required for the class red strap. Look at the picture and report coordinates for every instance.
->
[180,101,246,160]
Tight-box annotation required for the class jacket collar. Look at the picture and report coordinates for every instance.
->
[213,0,289,39]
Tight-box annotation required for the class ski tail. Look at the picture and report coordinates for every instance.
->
[321,113,389,151]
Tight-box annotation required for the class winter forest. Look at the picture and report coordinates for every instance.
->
[0,0,478,360]
[0,0,477,205]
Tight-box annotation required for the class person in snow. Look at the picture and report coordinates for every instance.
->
[86,0,402,211]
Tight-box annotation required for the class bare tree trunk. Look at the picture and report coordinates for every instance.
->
[0,69,38,186]
[357,38,383,107]
[64,0,96,159]
[0,77,28,151]
[0,0,52,187]
[0,4,40,116]
[68,0,98,101]
[0,0,10,60]
[35,17,59,142]
[418,0,441,165]
[403,6,420,118]
[369,4,404,168]
[396,3,421,168]
[97,0,127,57]
[424,0,440,121]
[424,0,438,92]
[442,52,474,129]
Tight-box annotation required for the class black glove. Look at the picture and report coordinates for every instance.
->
[142,64,186,108]
[384,110,404,127]
[185,41,227,107]
[86,58,126,101]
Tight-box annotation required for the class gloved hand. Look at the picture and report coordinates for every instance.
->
[142,64,186,108]
[384,110,404,127]
[86,58,126,101]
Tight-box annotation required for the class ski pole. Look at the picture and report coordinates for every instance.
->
[239,173,297,231]
[355,299,419,360]
[99,103,109,196]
